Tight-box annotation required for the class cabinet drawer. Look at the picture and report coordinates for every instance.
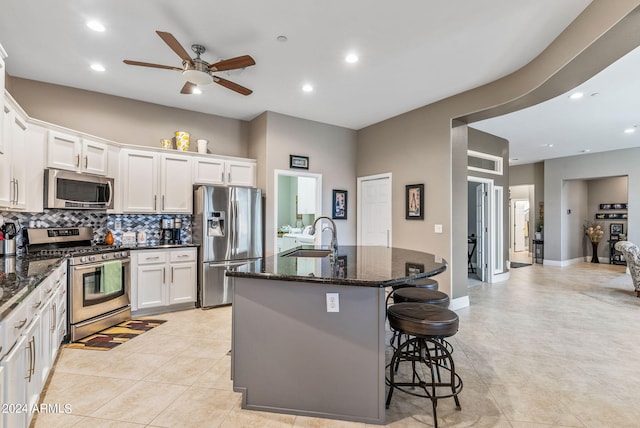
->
[137,251,168,265]
[170,249,196,263]
[0,294,30,358]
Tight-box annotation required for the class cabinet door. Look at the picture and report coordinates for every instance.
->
[0,365,4,428]
[39,299,53,387]
[1,335,27,428]
[160,154,192,213]
[81,138,109,176]
[121,150,158,213]
[227,161,256,186]
[24,315,42,426]
[0,106,12,208]
[137,265,166,309]
[169,263,197,305]
[10,114,27,209]
[193,157,226,185]
[47,130,81,171]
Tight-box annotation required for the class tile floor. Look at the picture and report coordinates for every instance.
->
[33,261,640,427]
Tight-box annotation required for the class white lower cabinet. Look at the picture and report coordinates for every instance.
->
[132,248,197,315]
[0,263,67,428]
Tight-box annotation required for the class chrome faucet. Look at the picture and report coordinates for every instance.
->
[310,216,338,260]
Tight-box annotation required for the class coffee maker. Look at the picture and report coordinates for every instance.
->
[160,218,174,244]
[160,218,183,244]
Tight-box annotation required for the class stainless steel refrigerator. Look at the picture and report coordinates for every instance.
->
[193,185,263,307]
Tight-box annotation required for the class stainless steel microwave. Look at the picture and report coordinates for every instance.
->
[44,169,114,209]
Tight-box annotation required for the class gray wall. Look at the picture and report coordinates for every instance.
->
[6,76,249,158]
[545,149,638,262]
[563,180,588,260]
[251,112,358,256]
[357,1,640,300]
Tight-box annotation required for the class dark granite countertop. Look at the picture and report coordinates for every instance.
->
[129,243,199,250]
[227,245,447,287]
[0,254,67,320]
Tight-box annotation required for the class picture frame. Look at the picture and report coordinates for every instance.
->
[332,189,348,219]
[610,223,624,236]
[336,255,348,278]
[405,262,425,276]
[405,184,424,220]
[289,155,309,170]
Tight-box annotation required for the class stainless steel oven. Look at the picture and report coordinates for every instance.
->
[25,227,131,342]
[68,251,131,341]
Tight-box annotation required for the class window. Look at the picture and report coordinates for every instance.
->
[467,150,503,175]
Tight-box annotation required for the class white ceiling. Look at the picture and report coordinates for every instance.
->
[472,43,640,166]
[0,0,593,133]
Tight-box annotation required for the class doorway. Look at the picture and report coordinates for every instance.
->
[357,173,392,247]
[273,170,322,255]
[511,199,530,256]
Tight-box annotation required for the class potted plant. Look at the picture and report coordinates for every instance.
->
[584,220,604,263]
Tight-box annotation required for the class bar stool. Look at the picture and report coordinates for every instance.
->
[386,302,462,428]
[392,288,449,307]
[384,278,440,307]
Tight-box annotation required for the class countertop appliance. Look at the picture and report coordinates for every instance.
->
[25,227,130,341]
[44,168,114,209]
[193,185,263,307]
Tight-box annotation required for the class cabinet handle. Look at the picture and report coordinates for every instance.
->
[85,155,88,169]
[171,267,174,283]
[32,300,42,309]
[51,303,57,331]
[15,179,19,204]
[146,256,161,260]
[30,336,36,377]
[154,195,157,210]
[9,179,15,204]
[14,318,27,329]
[177,254,189,258]
[228,172,231,183]
[45,287,53,295]
[162,195,165,211]
[221,171,224,182]
[76,154,80,168]
[163,267,166,284]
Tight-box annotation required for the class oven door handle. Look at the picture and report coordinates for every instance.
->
[72,259,131,271]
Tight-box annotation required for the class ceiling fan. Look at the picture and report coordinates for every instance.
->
[123,30,255,95]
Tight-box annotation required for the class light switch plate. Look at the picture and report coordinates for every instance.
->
[326,293,339,312]
[434,224,443,233]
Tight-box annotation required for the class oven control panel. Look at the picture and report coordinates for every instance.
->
[72,251,130,265]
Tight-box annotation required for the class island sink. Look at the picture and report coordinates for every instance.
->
[282,248,332,258]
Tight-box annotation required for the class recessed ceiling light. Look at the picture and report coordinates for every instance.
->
[590,92,600,97]
[569,92,584,100]
[86,20,105,32]
[345,53,359,64]
[90,63,105,72]
[545,143,554,148]
[276,35,288,42]
[624,128,635,134]
[192,87,202,94]
[302,84,313,93]
[582,149,591,153]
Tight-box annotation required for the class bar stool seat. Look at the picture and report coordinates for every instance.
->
[392,288,450,307]
[393,277,439,290]
[386,302,462,428]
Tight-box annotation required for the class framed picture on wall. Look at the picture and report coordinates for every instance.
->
[289,155,309,170]
[405,184,424,220]
[332,190,348,219]
[610,223,624,236]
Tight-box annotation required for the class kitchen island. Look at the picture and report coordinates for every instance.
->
[227,245,447,425]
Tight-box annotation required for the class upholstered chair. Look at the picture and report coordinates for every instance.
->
[614,241,640,297]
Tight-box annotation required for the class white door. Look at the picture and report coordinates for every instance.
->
[137,265,166,309]
[81,139,109,176]
[121,150,158,213]
[160,154,192,213]
[475,183,488,282]
[227,161,256,186]
[169,263,197,305]
[513,200,529,252]
[358,174,392,247]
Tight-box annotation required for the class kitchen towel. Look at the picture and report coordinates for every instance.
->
[100,260,122,294]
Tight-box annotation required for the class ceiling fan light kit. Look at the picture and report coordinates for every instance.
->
[124,31,255,95]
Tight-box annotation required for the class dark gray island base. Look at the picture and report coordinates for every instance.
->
[228,246,447,425]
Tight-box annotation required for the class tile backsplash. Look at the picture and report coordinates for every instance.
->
[1,210,191,254]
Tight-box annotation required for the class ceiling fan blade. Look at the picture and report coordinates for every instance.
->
[180,82,197,94]
[156,30,193,63]
[213,76,253,96]
[123,60,182,71]
[209,55,256,72]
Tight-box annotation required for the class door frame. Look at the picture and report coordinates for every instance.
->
[468,175,505,282]
[357,172,392,247]
[273,169,322,256]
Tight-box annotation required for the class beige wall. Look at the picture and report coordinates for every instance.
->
[252,112,357,256]
[6,76,249,158]
[356,1,640,300]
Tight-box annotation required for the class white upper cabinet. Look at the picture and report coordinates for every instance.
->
[121,149,192,214]
[193,157,256,187]
[0,97,28,210]
[0,44,7,155]
[47,131,108,176]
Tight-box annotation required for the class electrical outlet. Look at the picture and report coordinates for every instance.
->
[114,220,122,231]
[434,224,443,233]
[326,292,339,312]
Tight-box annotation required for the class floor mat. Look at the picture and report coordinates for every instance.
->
[510,262,532,268]
[65,319,167,351]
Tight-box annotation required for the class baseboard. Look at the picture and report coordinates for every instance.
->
[450,295,470,310]
[490,271,510,283]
